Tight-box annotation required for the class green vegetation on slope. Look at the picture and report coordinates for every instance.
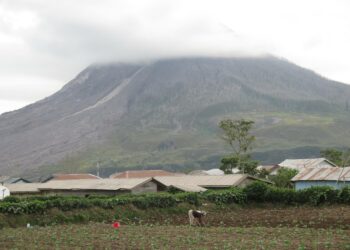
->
[33,111,350,177]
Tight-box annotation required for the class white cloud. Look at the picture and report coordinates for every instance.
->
[0,0,350,114]
[0,99,30,114]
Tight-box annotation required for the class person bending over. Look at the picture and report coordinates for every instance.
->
[188,209,207,226]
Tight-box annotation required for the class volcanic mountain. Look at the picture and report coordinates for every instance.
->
[1,56,350,177]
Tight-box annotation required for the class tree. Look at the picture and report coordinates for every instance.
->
[220,155,239,174]
[219,119,256,174]
[320,149,343,166]
[220,154,258,175]
[270,168,298,188]
[320,148,350,167]
[256,168,270,179]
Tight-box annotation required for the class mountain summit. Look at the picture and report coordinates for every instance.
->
[1,56,350,176]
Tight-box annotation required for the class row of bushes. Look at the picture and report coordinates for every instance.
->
[0,193,179,215]
[244,182,350,205]
[1,183,349,214]
[0,189,246,214]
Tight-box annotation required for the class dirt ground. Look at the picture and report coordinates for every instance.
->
[140,204,350,229]
[1,223,349,249]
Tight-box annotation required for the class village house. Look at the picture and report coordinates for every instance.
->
[154,174,272,192]
[292,167,350,190]
[4,183,42,196]
[6,178,164,196]
[5,173,272,196]
[278,158,338,172]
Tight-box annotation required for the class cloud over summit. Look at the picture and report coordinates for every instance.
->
[0,0,350,114]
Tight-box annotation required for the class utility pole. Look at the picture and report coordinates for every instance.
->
[96,162,100,177]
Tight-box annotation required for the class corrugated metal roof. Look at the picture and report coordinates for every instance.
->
[279,158,337,170]
[7,178,154,193]
[6,183,42,193]
[110,170,184,179]
[169,184,207,192]
[154,175,256,188]
[40,178,153,190]
[292,167,350,181]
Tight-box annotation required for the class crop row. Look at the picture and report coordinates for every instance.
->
[1,223,350,249]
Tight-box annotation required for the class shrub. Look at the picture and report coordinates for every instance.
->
[204,188,246,205]
[269,168,298,188]
[264,186,296,204]
[2,196,21,203]
[0,203,26,214]
[339,186,350,203]
[167,186,182,194]
[243,181,269,202]
[175,192,202,206]
[296,186,339,205]
[24,201,47,214]
[132,194,177,209]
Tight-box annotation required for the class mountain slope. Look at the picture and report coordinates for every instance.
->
[1,56,350,176]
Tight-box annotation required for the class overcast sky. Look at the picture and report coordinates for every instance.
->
[0,0,349,114]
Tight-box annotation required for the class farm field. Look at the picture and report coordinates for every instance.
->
[0,223,350,249]
[1,204,350,230]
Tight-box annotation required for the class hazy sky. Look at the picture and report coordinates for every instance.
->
[0,0,349,114]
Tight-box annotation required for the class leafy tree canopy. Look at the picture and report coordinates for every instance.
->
[220,154,258,175]
[219,119,255,156]
[270,168,299,188]
[320,148,350,167]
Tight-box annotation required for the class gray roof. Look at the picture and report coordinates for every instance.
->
[154,174,268,188]
[292,167,350,182]
[6,175,270,194]
[41,178,153,191]
[6,183,42,193]
[7,178,154,193]
[278,158,337,170]
[169,184,207,192]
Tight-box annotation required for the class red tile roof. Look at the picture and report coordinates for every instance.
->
[110,170,184,179]
[51,173,101,181]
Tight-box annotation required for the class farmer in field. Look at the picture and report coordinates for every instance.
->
[188,209,207,226]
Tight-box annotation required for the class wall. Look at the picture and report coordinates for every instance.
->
[295,181,350,190]
[131,181,158,194]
